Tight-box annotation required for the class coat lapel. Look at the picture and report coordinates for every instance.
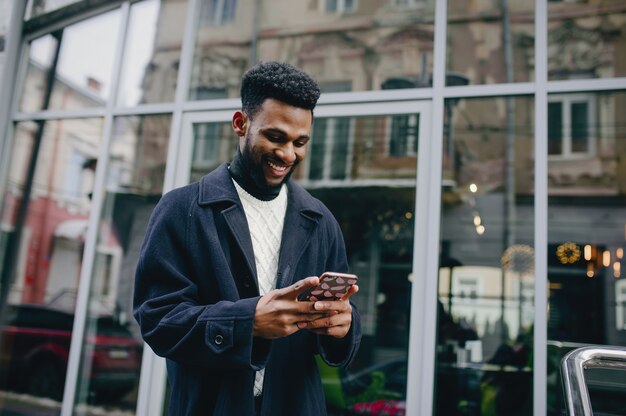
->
[221,205,258,291]
[198,164,259,293]
[275,182,323,289]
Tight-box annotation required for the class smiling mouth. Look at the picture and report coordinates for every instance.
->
[267,160,289,172]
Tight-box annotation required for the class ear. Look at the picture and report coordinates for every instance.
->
[232,111,247,137]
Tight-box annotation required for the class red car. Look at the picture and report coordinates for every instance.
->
[0,303,142,402]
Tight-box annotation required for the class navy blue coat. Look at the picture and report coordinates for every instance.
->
[134,164,361,415]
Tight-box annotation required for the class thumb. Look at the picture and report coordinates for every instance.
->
[275,276,319,300]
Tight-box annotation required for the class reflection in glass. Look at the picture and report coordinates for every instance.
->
[548,1,626,81]
[19,9,121,112]
[190,121,237,182]
[447,1,534,85]
[189,0,435,99]
[117,0,187,106]
[300,114,420,184]
[436,96,535,415]
[547,91,626,415]
[186,112,420,413]
[73,115,171,412]
[0,118,103,411]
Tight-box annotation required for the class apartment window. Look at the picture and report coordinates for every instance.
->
[192,123,221,168]
[309,117,351,180]
[388,114,419,157]
[548,94,595,158]
[325,0,356,14]
[204,0,237,25]
[395,0,425,8]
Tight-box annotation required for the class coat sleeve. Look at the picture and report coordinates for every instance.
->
[316,212,362,367]
[133,189,268,371]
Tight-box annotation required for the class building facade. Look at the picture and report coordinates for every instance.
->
[0,0,625,415]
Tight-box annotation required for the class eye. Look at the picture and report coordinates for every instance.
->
[294,140,307,148]
[265,133,282,142]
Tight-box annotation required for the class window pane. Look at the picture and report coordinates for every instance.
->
[447,1,534,85]
[72,115,172,413]
[19,9,121,112]
[548,102,563,155]
[0,118,103,410]
[548,1,626,80]
[436,96,535,415]
[189,0,435,99]
[116,0,187,107]
[547,90,626,414]
[571,102,588,153]
[189,121,237,183]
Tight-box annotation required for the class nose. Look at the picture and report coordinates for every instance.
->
[275,142,296,164]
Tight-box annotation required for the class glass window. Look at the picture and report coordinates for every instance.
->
[548,94,595,158]
[436,96,535,415]
[548,1,626,80]
[189,0,435,99]
[72,114,172,413]
[324,0,357,14]
[18,9,121,112]
[547,91,626,415]
[117,0,188,107]
[447,1,534,85]
[0,118,103,410]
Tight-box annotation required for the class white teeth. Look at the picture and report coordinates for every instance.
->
[267,160,287,171]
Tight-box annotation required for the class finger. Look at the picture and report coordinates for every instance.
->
[302,312,351,329]
[340,284,359,301]
[313,299,353,313]
[274,276,320,300]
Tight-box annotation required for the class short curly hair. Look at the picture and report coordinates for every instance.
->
[241,61,321,119]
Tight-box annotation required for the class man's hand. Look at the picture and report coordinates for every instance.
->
[254,276,330,339]
[296,284,358,339]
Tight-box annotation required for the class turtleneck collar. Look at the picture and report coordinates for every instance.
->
[228,147,282,201]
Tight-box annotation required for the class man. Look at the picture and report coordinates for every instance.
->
[134,61,361,415]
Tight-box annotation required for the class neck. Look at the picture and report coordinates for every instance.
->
[229,148,282,201]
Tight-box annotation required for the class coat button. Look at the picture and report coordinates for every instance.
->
[243,281,251,288]
[214,335,224,345]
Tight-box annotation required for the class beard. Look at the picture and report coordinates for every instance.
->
[241,132,299,190]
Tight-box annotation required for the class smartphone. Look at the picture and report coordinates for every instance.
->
[298,272,358,302]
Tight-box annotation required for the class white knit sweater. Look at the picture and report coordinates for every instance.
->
[232,179,288,396]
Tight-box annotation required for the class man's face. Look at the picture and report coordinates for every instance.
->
[235,98,312,188]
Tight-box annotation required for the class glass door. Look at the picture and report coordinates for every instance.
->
[176,100,432,415]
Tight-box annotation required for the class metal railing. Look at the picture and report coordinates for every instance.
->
[561,346,626,416]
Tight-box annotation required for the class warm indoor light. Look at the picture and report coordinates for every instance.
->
[476,225,485,235]
[617,248,624,259]
[603,250,611,267]
[584,245,592,261]
[614,262,621,279]
[469,183,478,193]
[587,262,595,278]
[473,215,482,226]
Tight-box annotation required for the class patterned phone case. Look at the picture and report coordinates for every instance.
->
[298,272,358,301]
